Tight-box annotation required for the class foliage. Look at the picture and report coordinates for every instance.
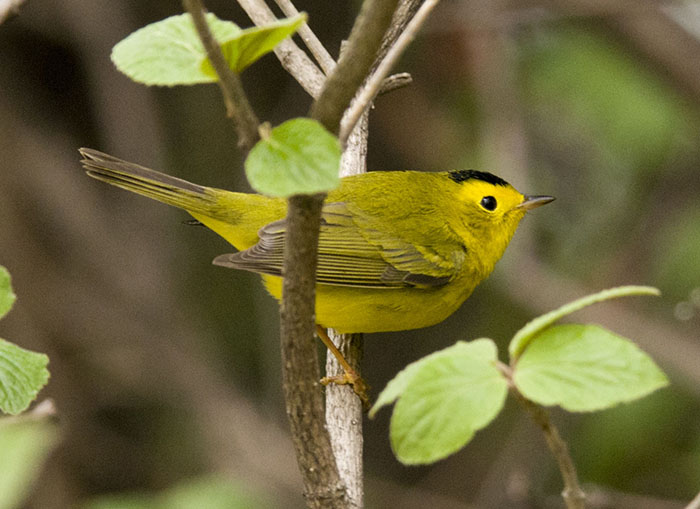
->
[0,415,59,509]
[0,267,54,509]
[112,11,340,197]
[372,286,667,464]
[0,267,50,416]
[84,475,273,509]
[112,13,306,86]
[246,119,341,196]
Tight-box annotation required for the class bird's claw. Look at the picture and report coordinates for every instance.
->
[321,370,371,411]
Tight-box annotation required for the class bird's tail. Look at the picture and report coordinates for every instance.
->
[79,148,286,251]
[79,148,218,215]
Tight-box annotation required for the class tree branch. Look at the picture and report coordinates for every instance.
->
[183,0,260,150]
[236,0,326,97]
[324,108,370,509]
[280,194,346,508]
[339,0,440,145]
[278,0,401,506]
[273,0,336,75]
[310,0,401,134]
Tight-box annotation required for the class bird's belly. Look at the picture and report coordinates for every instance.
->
[261,275,474,334]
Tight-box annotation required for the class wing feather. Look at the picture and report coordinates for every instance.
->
[213,201,461,288]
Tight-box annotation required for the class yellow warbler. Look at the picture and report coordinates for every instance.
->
[80,148,553,334]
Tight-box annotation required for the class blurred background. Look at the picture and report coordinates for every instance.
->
[1,0,699,507]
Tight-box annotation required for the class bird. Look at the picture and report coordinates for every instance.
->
[80,148,553,398]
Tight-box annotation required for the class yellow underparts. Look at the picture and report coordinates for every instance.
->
[261,273,477,334]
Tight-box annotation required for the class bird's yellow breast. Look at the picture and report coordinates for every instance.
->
[261,270,479,334]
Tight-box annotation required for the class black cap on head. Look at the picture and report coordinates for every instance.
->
[448,170,509,187]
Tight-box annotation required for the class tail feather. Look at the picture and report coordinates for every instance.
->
[80,148,286,251]
[79,148,217,214]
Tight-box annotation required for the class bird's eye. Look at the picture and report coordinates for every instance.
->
[480,196,497,211]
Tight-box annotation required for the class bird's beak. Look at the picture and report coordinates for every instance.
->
[517,195,555,210]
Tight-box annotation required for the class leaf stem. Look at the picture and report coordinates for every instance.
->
[514,391,586,509]
[182,0,260,150]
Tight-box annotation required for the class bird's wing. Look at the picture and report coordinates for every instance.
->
[214,202,463,288]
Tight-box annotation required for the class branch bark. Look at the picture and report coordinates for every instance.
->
[324,109,370,509]
[280,194,346,508]
[280,1,400,506]
[339,0,440,145]
[236,0,326,97]
[310,0,401,134]
[273,0,336,74]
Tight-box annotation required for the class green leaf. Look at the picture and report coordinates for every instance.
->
[84,476,273,509]
[513,324,668,412]
[0,339,50,415]
[201,13,307,75]
[387,339,508,465]
[245,119,341,196]
[509,285,659,360]
[370,338,496,417]
[159,476,273,509]
[111,13,241,86]
[0,417,59,509]
[0,267,16,320]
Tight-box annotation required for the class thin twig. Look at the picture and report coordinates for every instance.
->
[310,0,401,134]
[379,72,413,95]
[273,0,336,74]
[183,0,260,150]
[374,0,424,66]
[514,391,586,509]
[236,0,326,97]
[339,0,440,145]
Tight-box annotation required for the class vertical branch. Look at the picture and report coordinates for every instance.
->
[323,2,439,505]
[281,194,346,508]
[280,0,400,506]
[325,109,370,509]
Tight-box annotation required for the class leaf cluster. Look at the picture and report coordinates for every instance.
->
[111,12,340,198]
[0,267,54,509]
[0,267,50,416]
[371,286,668,465]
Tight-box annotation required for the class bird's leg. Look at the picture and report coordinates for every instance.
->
[316,325,370,409]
